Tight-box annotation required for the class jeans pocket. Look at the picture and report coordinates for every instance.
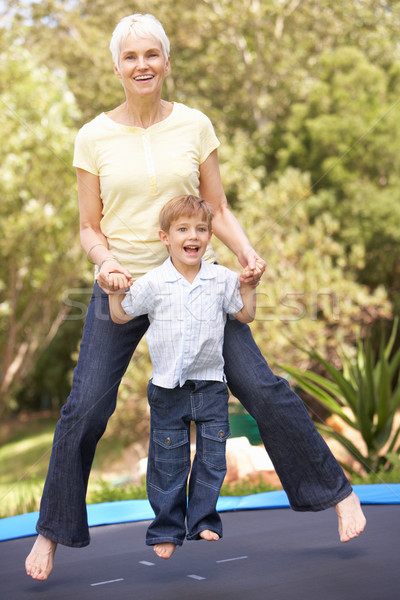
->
[201,423,231,470]
[153,428,190,476]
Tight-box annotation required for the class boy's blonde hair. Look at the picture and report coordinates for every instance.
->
[159,195,214,232]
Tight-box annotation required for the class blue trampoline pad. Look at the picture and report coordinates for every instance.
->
[0,483,399,542]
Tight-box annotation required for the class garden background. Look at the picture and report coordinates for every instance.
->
[1,0,400,518]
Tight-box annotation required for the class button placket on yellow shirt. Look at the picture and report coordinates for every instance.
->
[141,131,158,196]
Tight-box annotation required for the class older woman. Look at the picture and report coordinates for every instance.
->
[26,13,365,581]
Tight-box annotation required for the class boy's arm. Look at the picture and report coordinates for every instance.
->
[108,273,152,324]
[233,279,257,324]
[109,292,134,324]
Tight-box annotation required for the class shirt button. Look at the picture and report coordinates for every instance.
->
[165,437,171,446]
[218,430,225,438]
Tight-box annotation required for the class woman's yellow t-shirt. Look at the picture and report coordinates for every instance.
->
[73,102,220,279]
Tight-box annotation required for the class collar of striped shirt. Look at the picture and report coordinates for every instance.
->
[162,256,217,284]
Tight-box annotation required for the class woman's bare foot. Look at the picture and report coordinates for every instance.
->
[25,535,57,580]
[199,529,220,541]
[153,542,176,559]
[335,491,367,542]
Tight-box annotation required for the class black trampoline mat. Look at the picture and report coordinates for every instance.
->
[1,505,399,600]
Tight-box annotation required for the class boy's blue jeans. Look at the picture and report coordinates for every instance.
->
[36,283,352,547]
[146,380,230,546]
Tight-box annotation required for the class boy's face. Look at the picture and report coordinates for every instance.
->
[159,212,212,275]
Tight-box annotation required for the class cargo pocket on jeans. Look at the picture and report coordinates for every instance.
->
[201,423,231,470]
[153,429,190,476]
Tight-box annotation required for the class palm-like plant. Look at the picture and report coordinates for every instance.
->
[281,319,400,476]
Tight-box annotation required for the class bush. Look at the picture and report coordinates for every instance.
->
[281,319,400,476]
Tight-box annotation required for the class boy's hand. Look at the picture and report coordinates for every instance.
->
[96,259,133,294]
[239,256,265,287]
[107,271,132,293]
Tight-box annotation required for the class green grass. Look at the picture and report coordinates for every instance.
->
[0,431,55,484]
[86,473,279,507]
[0,414,128,518]
[0,480,44,519]
[87,478,148,504]
[351,467,400,486]
[0,410,280,518]
[1,413,399,519]
[0,416,58,478]
[221,474,278,496]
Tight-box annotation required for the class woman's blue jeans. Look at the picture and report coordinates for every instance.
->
[36,283,352,547]
[146,380,230,546]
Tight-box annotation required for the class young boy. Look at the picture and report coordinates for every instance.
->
[109,194,257,560]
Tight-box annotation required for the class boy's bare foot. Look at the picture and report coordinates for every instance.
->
[25,535,57,580]
[153,542,176,559]
[199,529,220,541]
[335,491,366,542]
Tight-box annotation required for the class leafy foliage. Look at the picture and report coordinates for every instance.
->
[0,35,88,414]
[281,319,400,475]
[215,166,391,368]
[1,0,399,419]
[278,44,400,291]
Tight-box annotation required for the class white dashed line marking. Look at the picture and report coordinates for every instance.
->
[90,554,248,587]
[216,556,248,563]
[90,578,124,587]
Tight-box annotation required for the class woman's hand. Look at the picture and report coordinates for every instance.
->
[238,250,266,286]
[96,259,133,295]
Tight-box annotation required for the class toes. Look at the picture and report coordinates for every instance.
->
[153,543,176,559]
[199,529,220,541]
[340,523,365,543]
[25,537,57,580]
[340,531,352,543]
[336,492,366,543]
[26,565,42,580]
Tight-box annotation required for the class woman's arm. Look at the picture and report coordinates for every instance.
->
[198,150,266,281]
[77,168,133,293]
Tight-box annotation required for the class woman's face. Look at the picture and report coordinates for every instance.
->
[115,35,170,98]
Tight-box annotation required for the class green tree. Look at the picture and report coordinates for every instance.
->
[0,38,86,414]
[10,1,400,133]
[214,163,392,369]
[278,45,400,291]
[2,0,399,419]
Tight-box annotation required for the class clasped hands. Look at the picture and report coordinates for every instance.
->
[96,258,132,295]
[97,250,266,294]
[238,251,266,287]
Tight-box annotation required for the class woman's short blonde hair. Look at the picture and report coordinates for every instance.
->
[109,13,170,67]
[159,195,214,232]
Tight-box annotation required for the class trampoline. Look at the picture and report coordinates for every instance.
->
[1,485,399,600]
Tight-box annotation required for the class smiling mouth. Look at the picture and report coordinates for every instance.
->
[134,75,154,81]
[184,246,199,254]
